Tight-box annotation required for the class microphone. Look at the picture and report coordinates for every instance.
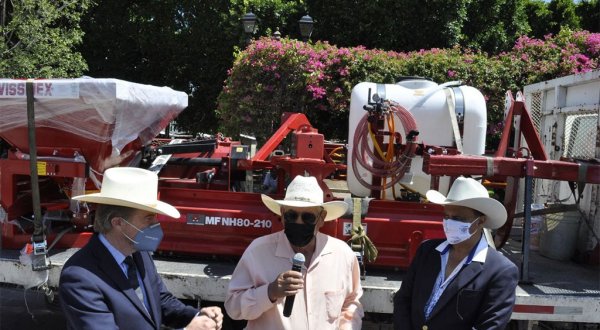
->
[283,253,305,317]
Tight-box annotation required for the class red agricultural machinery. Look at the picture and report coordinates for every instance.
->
[1,77,598,276]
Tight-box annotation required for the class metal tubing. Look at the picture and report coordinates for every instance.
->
[158,141,216,154]
[26,80,43,239]
[520,171,533,283]
[423,154,600,184]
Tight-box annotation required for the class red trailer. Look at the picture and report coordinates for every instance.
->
[1,76,599,328]
[1,77,598,271]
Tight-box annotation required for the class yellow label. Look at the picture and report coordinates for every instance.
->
[36,162,46,175]
[236,147,244,152]
[414,89,425,96]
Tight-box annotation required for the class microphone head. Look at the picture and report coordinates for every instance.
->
[292,253,305,267]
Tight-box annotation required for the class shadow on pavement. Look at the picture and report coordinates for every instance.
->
[0,285,66,330]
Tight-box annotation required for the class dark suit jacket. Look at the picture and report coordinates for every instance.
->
[393,239,518,330]
[59,234,198,329]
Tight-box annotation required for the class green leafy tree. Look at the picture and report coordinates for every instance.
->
[576,0,600,32]
[307,0,471,51]
[524,0,553,38]
[462,0,530,53]
[81,0,238,134]
[547,0,580,34]
[307,0,529,54]
[0,0,91,77]
[306,0,403,50]
[80,0,306,136]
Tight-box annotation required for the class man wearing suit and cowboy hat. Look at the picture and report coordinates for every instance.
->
[225,175,364,329]
[394,176,519,330]
[59,167,223,330]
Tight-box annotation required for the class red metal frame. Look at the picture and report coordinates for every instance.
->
[0,111,444,268]
[153,113,445,268]
[422,91,600,248]
[244,113,314,163]
[424,91,599,182]
[424,155,599,182]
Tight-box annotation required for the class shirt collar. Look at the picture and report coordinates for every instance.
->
[435,234,489,263]
[471,234,489,263]
[99,233,128,266]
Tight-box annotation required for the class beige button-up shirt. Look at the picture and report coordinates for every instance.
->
[225,231,364,329]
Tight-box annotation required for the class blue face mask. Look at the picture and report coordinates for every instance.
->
[121,218,164,252]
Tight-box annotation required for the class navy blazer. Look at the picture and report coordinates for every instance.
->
[393,239,518,330]
[59,234,198,330]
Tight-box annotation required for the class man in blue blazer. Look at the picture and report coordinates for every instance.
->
[394,177,519,330]
[59,167,223,330]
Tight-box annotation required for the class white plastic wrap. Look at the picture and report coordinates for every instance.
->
[0,77,188,154]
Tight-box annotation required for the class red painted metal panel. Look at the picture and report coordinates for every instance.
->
[0,127,141,174]
[513,305,555,314]
[0,158,88,220]
[156,187,445,269]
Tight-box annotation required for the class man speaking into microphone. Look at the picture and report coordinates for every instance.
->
[225,176,363,329]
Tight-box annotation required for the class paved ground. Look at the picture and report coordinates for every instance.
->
[0,284,392,330]
[0,284,65,330]
[0,284,244,330]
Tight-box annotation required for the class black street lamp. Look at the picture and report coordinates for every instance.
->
[241,12,315,43]
[242,11,258,44]
[272,27,281,41]
[298,14,314,41]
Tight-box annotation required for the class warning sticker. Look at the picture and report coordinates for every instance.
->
[36,162,46,175]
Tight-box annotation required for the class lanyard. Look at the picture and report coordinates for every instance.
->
[424,242,478,319]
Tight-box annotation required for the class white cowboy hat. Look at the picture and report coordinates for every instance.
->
[261,176,348,221]
[425,177,507,229]
[72,167,180,219]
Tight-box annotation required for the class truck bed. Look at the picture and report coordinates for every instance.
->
[502,240,600,323]
[0,239,598,323]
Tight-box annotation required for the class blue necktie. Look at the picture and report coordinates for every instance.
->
[124,256,145,305]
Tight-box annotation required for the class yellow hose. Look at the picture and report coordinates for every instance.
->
[367,113,399,199]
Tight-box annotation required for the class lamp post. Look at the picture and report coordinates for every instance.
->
[241,11,258,44]
[242,12,315,42]
[298,14,314,41]
[272,27,281,40]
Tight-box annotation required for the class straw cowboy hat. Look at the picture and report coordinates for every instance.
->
[426,177,507,229]
[261,176,348,221]
[72,167,180,219]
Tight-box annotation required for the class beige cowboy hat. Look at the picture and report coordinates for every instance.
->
[72,167,180,219]
[261,175,348,221]
[426,177,507,229]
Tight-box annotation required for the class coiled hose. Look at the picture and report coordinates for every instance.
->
[351,102,419,194]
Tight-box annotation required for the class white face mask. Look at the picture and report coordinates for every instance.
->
[443,217,480,245]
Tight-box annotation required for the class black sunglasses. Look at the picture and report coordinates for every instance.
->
[283,209,320,225]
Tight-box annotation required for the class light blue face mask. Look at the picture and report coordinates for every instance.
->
[121,218,164,252]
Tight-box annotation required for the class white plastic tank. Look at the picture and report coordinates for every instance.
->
[347,79,487,198]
